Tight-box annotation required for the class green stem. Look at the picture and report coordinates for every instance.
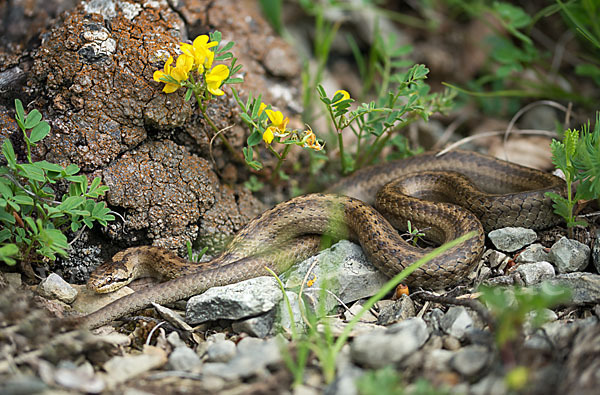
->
[272,144,292,182]
[194,89,242,163]
[337,131,347,175]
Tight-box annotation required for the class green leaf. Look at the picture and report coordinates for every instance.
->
[14,99,25,122]
[63,164,80,176]
[185,88,193,102]
[240,113,253,124]
[0,207,16,224]
[12,195,34,206]
[29,121,50,143]
[0,243,19,265]
[210,30,222,43]
[57,196,85,211]
[0,180,13,198]
[247,130,263,146]
[24,109,42,129]
[17,164,45,182]
[36,161,64,173]
[2,139,17,168]
[224,77,244,84]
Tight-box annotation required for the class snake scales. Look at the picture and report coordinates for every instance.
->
[79,150,565,329]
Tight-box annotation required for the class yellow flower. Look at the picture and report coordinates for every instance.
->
[333,89,350,103]
[180,35,218,73]
[265,109,289,135]
[258,102,267,116]
[263,128,274,144]
[205,64,230,96]
[153,54,194,93]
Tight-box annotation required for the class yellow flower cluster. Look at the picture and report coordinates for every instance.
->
[153,35,229,96]
[257,103,323,151]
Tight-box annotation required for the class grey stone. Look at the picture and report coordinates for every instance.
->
[326,364,363,395]
[283,240,389,310]
[186,276,282,324]
[543,273,600,304]
[471,374,507,395]
[488,227,537,252]
[202,337,282,380]
[486,250,509,269]
[376,295,416,326]
[167,346,202,371]
[524,308,558,333]
[205,339,237,363]
[37,273,78,304]
[483,275,515,286]
[515,243,550,263]
[440,306,474,340]
[166,331,187,349]
[449,345,490,377]
[514,261,555,285]
[423,349,453,372]
[423,308,445,332]
[232,309,276,338]
[549,237,590,273]
[540,317,598,350]
[350,317,430,368]
[343,302,377,323]
[592,229,600,274]
[278,291,307,333]
[152,302,192,331]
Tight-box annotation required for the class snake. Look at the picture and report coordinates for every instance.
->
[78,150,565,329]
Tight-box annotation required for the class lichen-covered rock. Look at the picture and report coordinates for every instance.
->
[13,0,296,251]
[102,139,260,249]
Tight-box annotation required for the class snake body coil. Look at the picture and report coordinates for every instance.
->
[82,150,565,329]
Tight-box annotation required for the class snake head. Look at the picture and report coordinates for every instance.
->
[87,250,136,293]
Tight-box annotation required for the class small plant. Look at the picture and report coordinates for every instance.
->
[405,220,427,247]
[232,90,324,178]
[478,283,570,390]
[185,240,208,263]
[271,231,477,386]
[318,64,454,174]
[0,99,114,265]
[154,31,324,180]
[546,114,600,237]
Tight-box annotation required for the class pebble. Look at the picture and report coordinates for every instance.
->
[167,346,202,372]
[471,374,507,395]
[53,361,104,393]
[205,339,237,363]
[376,295,416,326]
[549,237,590,273]
[440,306,474,340]
[515,243,550,263]
[103,346,167,385]
[283,240,389,310]
[202,337,282,380]
[488,227,537,252]
[543,273,600,304]
[423,348,453,371]
[350,317,430,368]
[232,309,276,338]
[514,261,555,285]
[592,229,600,274]
[449,345,490,377]
[486,250,509,269]
[36,273,78,304]
[186,276,283,324]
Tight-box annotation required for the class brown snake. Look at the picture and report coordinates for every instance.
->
[79,150,565,329]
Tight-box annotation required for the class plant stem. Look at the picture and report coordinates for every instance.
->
[337,131,347,175]
[272,144,292,182]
